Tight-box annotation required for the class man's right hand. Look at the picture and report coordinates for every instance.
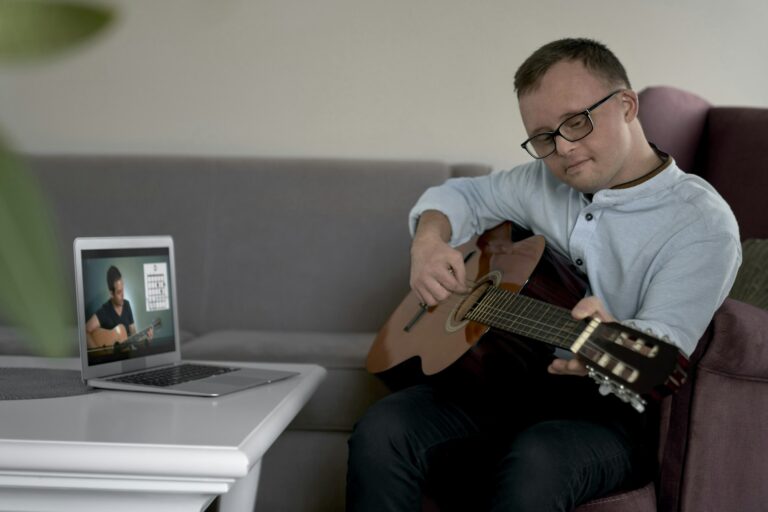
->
[410,211,469,306]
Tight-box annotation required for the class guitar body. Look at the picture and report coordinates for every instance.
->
[367,222,588,388]
[87,324,128,348]
[87,318,161,357]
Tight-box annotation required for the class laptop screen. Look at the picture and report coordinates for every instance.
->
[79,245,177,367]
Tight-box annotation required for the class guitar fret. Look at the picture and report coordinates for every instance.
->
[497,288,514,321]
[532,302,551,333]
[518,295,564,344]
[489,288,506,326]
[495,289,511,319]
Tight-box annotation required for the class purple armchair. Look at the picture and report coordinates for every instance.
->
[571,87,768,512]
[425,87,768,512]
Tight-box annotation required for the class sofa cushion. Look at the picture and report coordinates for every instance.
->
[182,330,375,368]
[182,330,389,431]
[729,239,768,310]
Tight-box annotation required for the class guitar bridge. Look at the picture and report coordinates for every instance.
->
[403,303,429,333]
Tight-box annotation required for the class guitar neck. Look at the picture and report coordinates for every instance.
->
[465,286,584,350]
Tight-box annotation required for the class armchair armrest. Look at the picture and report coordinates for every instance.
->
[659,298,768,512]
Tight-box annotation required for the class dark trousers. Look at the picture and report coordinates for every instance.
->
[347,354,657,512]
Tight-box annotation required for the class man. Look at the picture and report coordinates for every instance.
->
[86,265,152,348]
[347,38,741,511]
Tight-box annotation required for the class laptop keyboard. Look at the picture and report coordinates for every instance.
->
[109,363,238,387]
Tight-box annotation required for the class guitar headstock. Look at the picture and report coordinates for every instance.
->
[571,318,689,412]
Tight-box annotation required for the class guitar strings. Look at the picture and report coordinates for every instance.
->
[432,280,599,350]
[432,269,622,364]
[452,286,580,340]
[436,285,634,382]
[473,300,621,373]
[465,299,610,367]
[435,285,600,351]
[427,288,620,380]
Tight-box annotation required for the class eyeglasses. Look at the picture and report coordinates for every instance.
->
[520,90,624,159]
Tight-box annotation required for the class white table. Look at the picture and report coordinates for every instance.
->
[0,356,326,512]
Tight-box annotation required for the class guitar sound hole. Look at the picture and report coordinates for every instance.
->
[445,271,502,333]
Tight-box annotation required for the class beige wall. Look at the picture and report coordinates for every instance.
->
[1,0,766,170]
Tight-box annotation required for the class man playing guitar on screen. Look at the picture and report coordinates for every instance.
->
[85,265,153,349]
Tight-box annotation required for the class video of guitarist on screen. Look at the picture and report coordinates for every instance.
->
[83,253,175,366]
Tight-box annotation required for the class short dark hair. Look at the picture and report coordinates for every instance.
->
[514,38,631,97]
[106,266,122,293]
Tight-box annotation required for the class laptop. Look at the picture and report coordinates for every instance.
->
[73,235,297,396]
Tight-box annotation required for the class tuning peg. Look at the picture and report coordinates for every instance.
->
[587,365,647,413]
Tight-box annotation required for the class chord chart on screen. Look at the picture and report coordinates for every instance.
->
[144,262,170,312]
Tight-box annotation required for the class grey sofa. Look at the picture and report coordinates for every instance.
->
[10,86,767,512]
[0,155,488,511]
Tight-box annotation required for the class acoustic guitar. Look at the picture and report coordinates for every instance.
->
[87,318,161,355]
[366,222,689,412]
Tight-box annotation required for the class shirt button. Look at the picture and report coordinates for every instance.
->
[585,213,594,221]
[576,258,583,266]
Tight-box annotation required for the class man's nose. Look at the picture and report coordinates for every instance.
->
[554,135,578,155]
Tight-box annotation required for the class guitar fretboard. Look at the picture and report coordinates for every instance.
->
[465,286,586,349]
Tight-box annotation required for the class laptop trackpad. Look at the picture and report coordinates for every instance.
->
[173,368,298,396]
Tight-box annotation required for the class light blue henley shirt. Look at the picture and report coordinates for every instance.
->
[409,159,742,356]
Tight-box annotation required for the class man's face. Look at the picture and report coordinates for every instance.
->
[518,60,633,194]
[110,279,125,307]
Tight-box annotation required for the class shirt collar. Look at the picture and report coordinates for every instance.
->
[583,143,673,204]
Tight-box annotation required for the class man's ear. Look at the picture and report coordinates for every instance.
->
[622,89,639,123]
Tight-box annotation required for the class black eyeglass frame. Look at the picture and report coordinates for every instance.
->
[520,89,625,159]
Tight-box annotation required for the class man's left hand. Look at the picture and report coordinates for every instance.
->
[547,296,616,377]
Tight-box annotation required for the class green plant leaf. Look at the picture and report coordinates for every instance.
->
[0,1,112,356]
[0,0,113,62]
[0,136,73,356]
